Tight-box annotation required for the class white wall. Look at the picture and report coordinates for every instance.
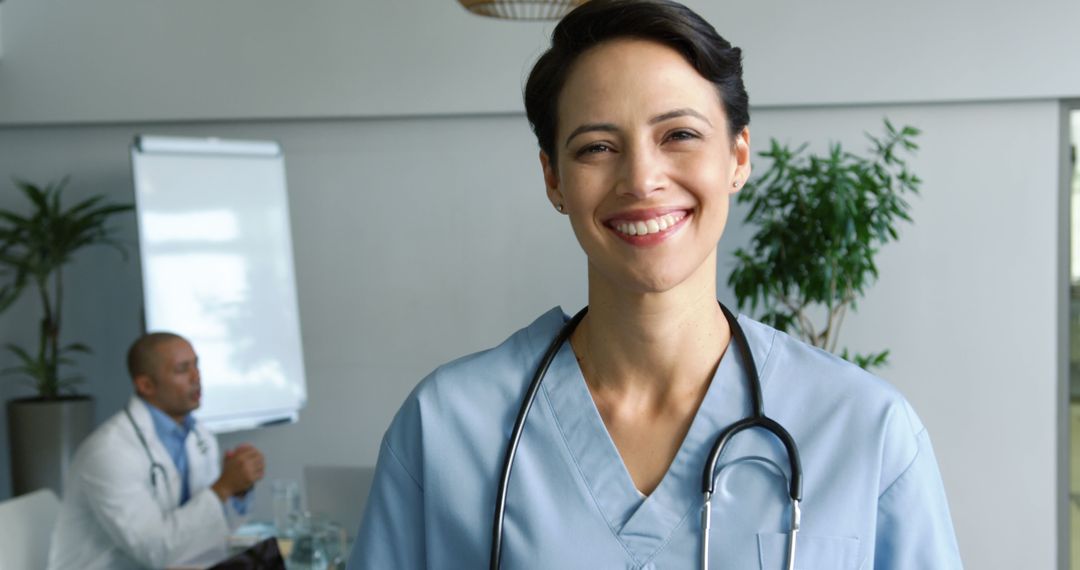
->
[0,1,1073,569]
[0,114,588,494]
[0,99,1064,570]
[742,101,1062,570]
[1,0,1080,124]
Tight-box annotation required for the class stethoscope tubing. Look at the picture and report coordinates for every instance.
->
[490,302,803,569]
[124,406,169,491]
[489,307,588,570]
[124,402,209,495]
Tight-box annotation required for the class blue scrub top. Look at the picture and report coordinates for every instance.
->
[348,308,962,569]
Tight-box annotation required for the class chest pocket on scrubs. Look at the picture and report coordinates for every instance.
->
[757,532,860,570]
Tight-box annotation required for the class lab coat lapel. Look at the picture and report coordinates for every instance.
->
[186,423,218,491]
[129,397,184,509]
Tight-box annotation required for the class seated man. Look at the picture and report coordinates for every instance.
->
[49,332,266,569]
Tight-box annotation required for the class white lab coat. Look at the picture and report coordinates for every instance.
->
[48,396,238,569]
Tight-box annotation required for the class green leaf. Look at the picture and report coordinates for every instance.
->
[5,343,35,363]
[840,348,891,370]
[0,177,131,396]
[729,119,917,374]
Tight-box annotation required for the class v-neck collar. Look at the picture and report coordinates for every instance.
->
[539,309,764,564]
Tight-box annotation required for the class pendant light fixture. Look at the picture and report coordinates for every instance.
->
[458,0,587,20]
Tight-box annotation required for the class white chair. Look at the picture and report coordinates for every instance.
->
[0,488,61,570]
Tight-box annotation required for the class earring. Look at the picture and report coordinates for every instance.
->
[732,180,740,188]
[557,203,565,213]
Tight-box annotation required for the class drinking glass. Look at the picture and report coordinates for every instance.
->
[271,480,302,536]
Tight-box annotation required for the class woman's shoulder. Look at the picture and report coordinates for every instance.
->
[738,315,927,462]
[739,315,908,404]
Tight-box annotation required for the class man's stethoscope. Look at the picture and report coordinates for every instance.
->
[123,401,209,496]
[489,302,803,570]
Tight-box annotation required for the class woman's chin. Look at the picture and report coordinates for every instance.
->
[592,264,698,296]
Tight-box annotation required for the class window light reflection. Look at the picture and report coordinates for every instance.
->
[142,210,240,243]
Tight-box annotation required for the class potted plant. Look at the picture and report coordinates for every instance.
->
[728,120,921,370]
[0,178,132,496]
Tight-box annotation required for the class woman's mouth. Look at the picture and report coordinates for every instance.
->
[611,211,687,236]
[606,209,691,245]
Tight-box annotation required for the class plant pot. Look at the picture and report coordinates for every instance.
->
[7,396,94,497]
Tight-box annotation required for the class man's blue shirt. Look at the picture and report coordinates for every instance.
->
[143,400,251,515]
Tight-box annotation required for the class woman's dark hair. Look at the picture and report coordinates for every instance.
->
[524,0,748,165]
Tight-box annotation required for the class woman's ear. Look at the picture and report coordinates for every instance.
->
[731,127,751,190]
[540,151,566,212]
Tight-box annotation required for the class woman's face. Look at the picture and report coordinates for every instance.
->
[542,38,750,295]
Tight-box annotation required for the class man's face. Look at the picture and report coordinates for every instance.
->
[140,339,201,422]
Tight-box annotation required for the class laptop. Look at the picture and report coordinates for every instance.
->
[303,465,376,539]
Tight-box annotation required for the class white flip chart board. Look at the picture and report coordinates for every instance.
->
[131,135,307,433]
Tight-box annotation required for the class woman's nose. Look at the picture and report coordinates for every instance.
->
[616,143,666,198]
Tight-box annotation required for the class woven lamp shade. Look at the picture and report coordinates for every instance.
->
[458,0,588,20]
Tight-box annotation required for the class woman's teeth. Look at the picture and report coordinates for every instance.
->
[613,213,685,236]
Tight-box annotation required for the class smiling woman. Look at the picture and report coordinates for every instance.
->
[348,2,962,569]
[539,38,747,296]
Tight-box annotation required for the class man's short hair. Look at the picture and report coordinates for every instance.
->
[127,332,187,380]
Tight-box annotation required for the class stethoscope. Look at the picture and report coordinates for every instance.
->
[124,402,209,496]
[489,302,803,570]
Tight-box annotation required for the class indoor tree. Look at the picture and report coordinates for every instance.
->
[0,178,133,397]
[728,120,921,370]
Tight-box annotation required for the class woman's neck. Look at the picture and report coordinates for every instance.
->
[571,258,731,406]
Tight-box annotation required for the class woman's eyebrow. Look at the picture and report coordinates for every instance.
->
[564,123,617,148]
[649,108,711,126]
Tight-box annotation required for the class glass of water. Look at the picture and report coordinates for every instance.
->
[287,512,332,570]
[272,480,302,536]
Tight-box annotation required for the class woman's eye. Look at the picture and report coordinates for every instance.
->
[576,143,612,157]
[666,129,699,142]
